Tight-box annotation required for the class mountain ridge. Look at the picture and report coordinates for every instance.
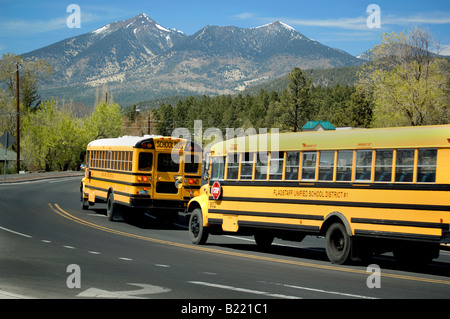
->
[23,13,365,106]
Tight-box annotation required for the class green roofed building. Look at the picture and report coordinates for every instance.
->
[301,121,335,131]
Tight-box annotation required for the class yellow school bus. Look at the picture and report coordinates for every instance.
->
[186,125,450,265]
[80,135,202,222]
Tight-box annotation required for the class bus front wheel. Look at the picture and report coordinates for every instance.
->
[189,208,209,245]
[325,222,352,264]
[80,186,89,210]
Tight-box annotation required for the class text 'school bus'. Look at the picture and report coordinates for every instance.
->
[185,125,450,265]
[80,135,202,222]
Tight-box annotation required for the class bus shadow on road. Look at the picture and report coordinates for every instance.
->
[209,240,450,278]
[88,207,187,231]
[210,241,330,262]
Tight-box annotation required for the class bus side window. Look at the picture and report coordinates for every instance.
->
[336,150,352,181]
[255,152,268,180]
[355,150,373,181]
[210,156,225,180]
[375,149,393,182]
[395,149,414,182]
[417,148,437,183]
[285,152,300,180]
[318,151,334,181]
[301,151,317,181]
[269,152,284,180]
[226,154,239,180]
[240,153,254,180]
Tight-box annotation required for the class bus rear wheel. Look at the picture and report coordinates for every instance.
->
[107,192,123,222]
[325,223,352,265]
[189,208,209,245]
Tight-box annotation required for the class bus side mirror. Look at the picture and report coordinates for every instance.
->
[80,164,86,170]
[175,176,183,189]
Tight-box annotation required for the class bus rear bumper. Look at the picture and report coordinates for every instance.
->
[129,197,188,211]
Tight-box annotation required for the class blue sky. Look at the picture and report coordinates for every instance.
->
[1,0,449,57]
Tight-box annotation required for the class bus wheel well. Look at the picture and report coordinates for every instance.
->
[321,212,352,237]
[187,201,201,214]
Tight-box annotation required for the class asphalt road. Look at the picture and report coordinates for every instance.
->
[1,176,449,306]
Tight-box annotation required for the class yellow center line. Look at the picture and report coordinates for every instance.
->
[49,203,450,286]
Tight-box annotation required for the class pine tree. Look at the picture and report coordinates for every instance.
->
[283,67,313,132]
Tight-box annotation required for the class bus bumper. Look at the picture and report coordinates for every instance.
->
[129,197,188,211]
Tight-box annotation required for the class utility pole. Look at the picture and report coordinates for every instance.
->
[16,63,20,174]
[148,113,151,135]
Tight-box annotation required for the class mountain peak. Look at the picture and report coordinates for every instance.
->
[252,21,296,32]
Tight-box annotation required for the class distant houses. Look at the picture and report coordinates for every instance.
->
[301,121,336,131]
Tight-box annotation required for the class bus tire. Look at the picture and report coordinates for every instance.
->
[254,231,274,249]
[325,222,352,265]
[189,208,209,245]
[80,186,89,210]
[106,192,122,222]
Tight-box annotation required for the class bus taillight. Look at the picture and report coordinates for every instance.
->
[137,176,150,182]
[187,178,199,185]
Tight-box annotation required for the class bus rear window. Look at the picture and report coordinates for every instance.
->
[157,153,179,172]
[185,154,199,174]
[138,152,153,171]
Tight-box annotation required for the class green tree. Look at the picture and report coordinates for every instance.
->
[21,99,83,171]
[155,103,174,135]
[358,29,449,127]
[346,89,373,128]
[283,67,313,131]
[83,101,123,141]
[0,53,53,110]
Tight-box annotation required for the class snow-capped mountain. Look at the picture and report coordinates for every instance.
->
[23,14,364,105]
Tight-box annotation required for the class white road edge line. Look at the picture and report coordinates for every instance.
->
[188,281,301,299]
[0,225,32,238]
[119,257,133,261]
[266,281,378,299]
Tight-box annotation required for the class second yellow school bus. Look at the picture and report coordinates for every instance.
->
[81,135,202,222]
[186,125,450,265]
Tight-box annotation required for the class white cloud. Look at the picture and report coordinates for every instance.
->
[1,17,67,35]
[0,11,101,36]
[235,11,450,31]
[439,44,450,56]
[234,12,257,20]
[282,17,368,30]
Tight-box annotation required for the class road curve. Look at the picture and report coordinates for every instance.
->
[1,176,450,304]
